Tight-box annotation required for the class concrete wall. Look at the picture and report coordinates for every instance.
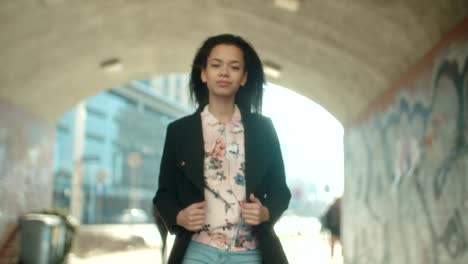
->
[343,18,468,264]
[0,99,55,236]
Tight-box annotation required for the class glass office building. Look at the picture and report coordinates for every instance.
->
[53,74,192,224]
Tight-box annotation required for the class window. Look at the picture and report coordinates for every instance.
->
[86,132,105,143]
[57,124,69,134]
[86,106,107,119]
[143,105,162,118]
[107,91,137,107]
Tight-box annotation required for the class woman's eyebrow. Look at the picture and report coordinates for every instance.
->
[209,58,242,64]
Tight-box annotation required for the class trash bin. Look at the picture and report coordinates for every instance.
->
[19,213,68,264]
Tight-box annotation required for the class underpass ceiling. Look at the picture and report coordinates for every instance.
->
[0,0,467,125]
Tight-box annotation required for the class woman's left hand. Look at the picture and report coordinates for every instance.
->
[241,193,270,225]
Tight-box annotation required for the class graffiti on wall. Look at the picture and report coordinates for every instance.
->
[0,101,55,235]
[344,40,468,264]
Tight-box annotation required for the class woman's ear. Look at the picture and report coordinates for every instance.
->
[201,69,207,83]
[241,72,248,86]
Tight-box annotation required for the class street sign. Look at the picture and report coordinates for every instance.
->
[127,152,142,168]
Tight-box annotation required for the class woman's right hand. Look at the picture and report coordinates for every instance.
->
[176,201,206,231]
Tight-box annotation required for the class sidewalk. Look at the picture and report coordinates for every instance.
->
[68,249,161,264]
[68,217,343,264]
[69,233,342,264]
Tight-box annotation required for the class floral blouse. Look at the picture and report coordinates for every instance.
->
[191,105,257,251]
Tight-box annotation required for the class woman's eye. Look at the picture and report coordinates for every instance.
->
[211,64,220,68]
[231,66,240,70]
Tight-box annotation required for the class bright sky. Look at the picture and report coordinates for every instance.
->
[262,83,344,197]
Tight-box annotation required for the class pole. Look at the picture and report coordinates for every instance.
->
[70,102,86,222]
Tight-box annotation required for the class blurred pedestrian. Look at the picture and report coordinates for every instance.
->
[320,197,341,257]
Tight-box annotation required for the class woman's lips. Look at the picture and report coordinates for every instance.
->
[216,81,231,87]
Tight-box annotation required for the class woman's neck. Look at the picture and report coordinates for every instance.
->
[208,98,236,124]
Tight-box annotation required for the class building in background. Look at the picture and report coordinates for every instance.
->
[53,74,192,224]
[53,74,345,224]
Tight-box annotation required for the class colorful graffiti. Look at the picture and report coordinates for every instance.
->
[0,100,55,236]
[344,39,467,264]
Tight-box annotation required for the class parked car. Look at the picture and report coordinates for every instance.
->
[117,208,150,224]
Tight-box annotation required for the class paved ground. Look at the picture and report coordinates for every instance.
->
[68,217,343,264]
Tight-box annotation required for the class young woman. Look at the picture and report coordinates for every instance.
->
[153,34,291,264]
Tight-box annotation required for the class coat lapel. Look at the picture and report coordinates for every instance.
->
[243,112,266,196]
[183,110,205,194]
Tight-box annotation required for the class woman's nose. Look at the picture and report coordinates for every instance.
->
[220,65,229,76]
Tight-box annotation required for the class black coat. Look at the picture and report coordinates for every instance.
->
[153,107,291,264]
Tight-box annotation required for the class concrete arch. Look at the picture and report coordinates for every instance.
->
[0,0,467,125]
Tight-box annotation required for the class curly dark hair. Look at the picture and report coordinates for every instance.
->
[189,34,265,113]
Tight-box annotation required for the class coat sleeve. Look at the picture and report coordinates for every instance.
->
[262,119,291,225]
[153,123,183,234]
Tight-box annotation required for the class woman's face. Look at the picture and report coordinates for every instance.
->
[201,44,247,101]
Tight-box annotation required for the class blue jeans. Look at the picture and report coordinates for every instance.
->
[182,241,262,264]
